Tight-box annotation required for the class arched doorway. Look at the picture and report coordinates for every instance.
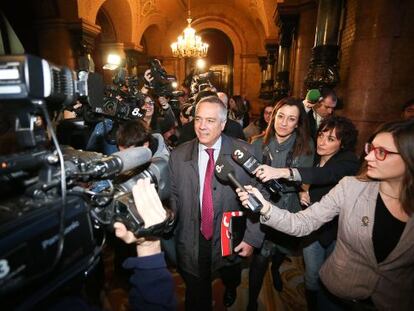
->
[191,29,234,95]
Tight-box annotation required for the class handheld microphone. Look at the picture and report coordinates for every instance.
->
[90,146,152,178]
[214,156,263,213]
[232,146,284,194]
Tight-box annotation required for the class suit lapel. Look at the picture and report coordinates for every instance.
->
[355,181,414,266]
[188,139,200,203]
[212,135,231,214]
[354,182,379,266]
[381,211,414,264]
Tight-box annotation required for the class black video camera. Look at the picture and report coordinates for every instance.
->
[98,85,145,121]
[190,71,214,94]
[146,59,184,98]
[0,54,172,308]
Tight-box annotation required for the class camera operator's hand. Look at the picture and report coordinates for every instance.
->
[141,69,154,94]
[114,178,166,256]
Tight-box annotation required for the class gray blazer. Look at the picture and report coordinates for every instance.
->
[261,176,414,310]
[169,134,264,277]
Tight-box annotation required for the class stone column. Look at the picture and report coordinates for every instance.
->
[274,15,298,100]
[304,0,343,89]
[262,44,277,100]
[124,48,142,77]
[36,18,76,68]
[291,5,317,98]
[68,19,101,72]
[258,56,268,98]
[341,0,414,151]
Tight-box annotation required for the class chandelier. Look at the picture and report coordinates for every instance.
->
[170,0,208,58]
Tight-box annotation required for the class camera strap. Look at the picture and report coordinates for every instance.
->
[134,209,175,237]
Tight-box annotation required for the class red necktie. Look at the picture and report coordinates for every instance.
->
[201,148,215,240]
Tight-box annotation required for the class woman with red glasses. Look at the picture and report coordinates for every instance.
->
[237,119,414,310]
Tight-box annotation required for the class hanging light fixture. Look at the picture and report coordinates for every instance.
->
[171,0,208,58]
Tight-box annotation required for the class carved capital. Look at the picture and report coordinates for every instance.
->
[304,45,340,89]
[273,71,290,100]
[67,18,101,55]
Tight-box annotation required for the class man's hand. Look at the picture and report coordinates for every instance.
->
[303,99,317,109]
[234,241,254,257]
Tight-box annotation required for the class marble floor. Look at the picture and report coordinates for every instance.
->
[100,244,308,311]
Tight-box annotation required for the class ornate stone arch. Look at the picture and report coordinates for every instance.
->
[139,23,164,56]
[190,17,247,94]
[86,0,134,43]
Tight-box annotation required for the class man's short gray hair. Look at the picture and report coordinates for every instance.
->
[196,96,228,123]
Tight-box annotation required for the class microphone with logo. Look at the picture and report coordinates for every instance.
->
[214,156,263,213]
[231,145,284,194]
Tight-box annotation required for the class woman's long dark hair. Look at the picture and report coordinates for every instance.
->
[263,97,312,158]
[230,95,247,120]
[257,103,274,132]
[358,119,414,215]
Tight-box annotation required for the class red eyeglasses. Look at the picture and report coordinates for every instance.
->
[364,143,400,161]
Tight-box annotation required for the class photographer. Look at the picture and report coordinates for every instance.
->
[50,178,177,311]
[116,118,169,161]
[113,178,177,311]
[141,67,178,135]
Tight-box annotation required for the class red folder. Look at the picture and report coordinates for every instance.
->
[221,211,245,257]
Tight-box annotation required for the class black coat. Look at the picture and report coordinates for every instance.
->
[307,110,318,141]
[297,150,360,246]
[169,134,264,277]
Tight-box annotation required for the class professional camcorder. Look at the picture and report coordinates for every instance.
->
[187,70,215,105]
[0,54,172,309]
[146,59,184,98]
[190,70,214,95]
[98,84,145,121]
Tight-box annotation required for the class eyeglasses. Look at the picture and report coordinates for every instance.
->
[364,143,400,161]
[144,100,154,106]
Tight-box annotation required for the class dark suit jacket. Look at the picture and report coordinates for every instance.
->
[307,109,318,140]
[177,119,246,145]
[297,150,360,246]
[169,134,264,277]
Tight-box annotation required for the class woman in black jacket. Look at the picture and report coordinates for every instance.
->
[254,115,359,310]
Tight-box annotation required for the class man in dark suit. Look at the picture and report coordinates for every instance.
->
[169,96,263,310]
[303,88,337,139]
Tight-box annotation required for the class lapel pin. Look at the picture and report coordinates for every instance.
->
[361,216,369,227]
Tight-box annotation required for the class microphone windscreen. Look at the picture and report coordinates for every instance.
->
[232,145,251,165]
[215,156,235,182]
[306,89,322,103]
[113,146,152,173]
